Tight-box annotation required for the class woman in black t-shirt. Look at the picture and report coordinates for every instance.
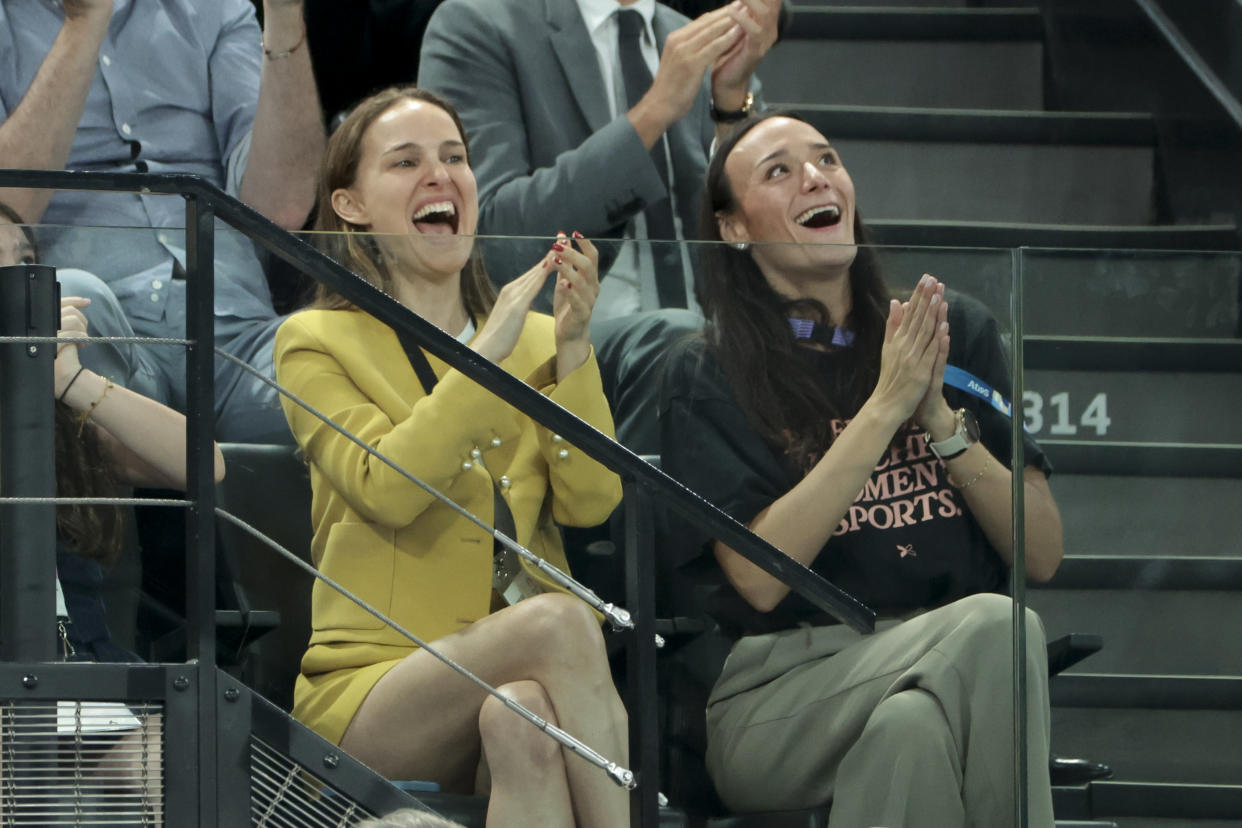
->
[658,114,1064,826]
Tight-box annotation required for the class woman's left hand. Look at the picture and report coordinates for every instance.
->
[53,296,91,399]
[911,279,955,437]
[552,232,600,380]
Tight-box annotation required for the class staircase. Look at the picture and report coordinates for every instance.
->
[761,2,1242,826]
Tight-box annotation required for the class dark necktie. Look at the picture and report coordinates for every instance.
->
[616,9,687,308]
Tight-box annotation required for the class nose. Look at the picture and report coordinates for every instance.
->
[801,160,830,191]
[425,159,450,185]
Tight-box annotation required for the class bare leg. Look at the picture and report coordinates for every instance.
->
[479,681,572,828]
[339,593,628,828]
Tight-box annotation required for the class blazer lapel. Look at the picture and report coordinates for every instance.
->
[546,0,612,133]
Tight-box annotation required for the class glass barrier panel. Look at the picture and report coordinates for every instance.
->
[1022,245,1242,818]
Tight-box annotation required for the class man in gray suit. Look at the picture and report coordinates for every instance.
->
[418,0,780,320]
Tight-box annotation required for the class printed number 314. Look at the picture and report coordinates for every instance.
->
[1022,392,1111,436]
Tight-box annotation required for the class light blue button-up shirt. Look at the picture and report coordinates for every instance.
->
[0,0,275,325]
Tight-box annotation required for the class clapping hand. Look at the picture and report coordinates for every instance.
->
[869,274,949,427]
[53,296,91,399]
[712,0,782,103]
[551,232,600,380]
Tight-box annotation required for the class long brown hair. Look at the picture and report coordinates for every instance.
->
[696,112,893,471]
[310,86,496,317]
[0,199,124,564]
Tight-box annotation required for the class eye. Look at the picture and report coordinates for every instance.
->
[392,158,416,169]
[444,152,466,164]
[20,254,35,265]
[764,162,788,180]
[819,150,839,166]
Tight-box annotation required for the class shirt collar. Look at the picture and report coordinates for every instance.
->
[576,0,657,40]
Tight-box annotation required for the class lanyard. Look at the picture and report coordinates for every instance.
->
[944,364,1016,421]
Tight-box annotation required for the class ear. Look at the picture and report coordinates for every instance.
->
[716,212,750,246]
[331,188,370,228]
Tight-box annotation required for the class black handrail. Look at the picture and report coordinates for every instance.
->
[0,167,876,633]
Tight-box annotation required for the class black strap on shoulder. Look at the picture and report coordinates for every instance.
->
[390,323,518,546]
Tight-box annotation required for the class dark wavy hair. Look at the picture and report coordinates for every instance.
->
[0,200,124,564]
[696,112,893,470]
[310,85,496,317]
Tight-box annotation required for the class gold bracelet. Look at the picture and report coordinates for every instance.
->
[76,378,113,437]
[948,457,989,490]
[263,28,306,60]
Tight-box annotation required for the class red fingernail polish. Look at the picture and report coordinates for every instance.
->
[572,231,583,239]
[555,256,563,265]
[552,242,565,251]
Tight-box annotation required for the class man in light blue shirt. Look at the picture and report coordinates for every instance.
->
[0,0,325,442]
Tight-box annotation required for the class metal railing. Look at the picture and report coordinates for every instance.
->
[0,168,877,827]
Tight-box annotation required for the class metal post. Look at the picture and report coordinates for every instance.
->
[623,481,659,828]
[1011,247,1029,828]
[183,195,218,826]
[0,263,59,662]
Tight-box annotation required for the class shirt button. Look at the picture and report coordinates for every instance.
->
[151,279,163,290]
[499,476,511,489]
[491,437,502,448]
[551,434,564,443]
[470,448,482,460]
[461,461,473,471]
[149,293,160,303]
[121,123,132,136]
[101,55,112,67]
[557,448,570,460]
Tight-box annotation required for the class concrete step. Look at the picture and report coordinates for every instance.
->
[1051,475,1242,564]
[767,7,1044,108]
[872,244,1239,338]
[790,106,1157,224]
[1028,589,1242,675]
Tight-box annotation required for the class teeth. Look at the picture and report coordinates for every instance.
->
[795,205,841,226]
[412,201,456,220]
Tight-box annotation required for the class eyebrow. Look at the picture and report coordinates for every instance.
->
[756,142,834,168]
[383,139,466,156]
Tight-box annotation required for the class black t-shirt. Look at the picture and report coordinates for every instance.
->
[657,292,1051,638]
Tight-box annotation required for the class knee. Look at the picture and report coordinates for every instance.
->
[478,680,562,767]
[862,689,950,752]
[953,593,1045,646]
[514,593,608,672]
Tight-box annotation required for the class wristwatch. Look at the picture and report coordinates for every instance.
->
[924,408,980,461]
[710,91,756,124]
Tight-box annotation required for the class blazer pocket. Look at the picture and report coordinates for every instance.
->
[311,522,394,631]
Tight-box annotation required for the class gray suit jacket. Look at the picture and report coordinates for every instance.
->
[418,0,717,286]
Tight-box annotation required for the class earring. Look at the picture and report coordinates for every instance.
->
[734,242,749,251]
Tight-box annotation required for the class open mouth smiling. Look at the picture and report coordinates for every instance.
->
[794,204,842,229]
[411,200,460,234]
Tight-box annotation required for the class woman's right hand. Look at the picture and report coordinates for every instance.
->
[53,296,92,399]
[469,248,557,365]
[866,274,948,427]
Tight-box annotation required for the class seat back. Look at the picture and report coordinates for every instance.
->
[216,442,314,710]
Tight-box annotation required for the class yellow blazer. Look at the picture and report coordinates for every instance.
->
[274,308,622,742]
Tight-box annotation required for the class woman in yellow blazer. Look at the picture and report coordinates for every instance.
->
[274,86,628,828]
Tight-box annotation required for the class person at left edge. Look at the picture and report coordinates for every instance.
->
[0,0,325,443]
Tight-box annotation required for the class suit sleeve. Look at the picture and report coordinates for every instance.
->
[525,348,624,528]
[275,315,525,529]
[417,0,667,238]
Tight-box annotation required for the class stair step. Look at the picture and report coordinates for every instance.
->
[1029,590,1242,675]
[785,107,1156,223]
[867,219,1240,250]
[1091,780,1242,820]
[1038,441,1242,478]
[785,6,1043,40]
[1024,337,1242,372]
[1051,710,1242,790]
[1051,475,1242,566]
[793,104,1155,145]
[873,246,1240,338]
[769,7,1043,108]
[1040,556,1242,591]
[1051,674,1242,711]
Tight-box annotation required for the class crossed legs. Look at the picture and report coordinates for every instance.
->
[338,593,629,828]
